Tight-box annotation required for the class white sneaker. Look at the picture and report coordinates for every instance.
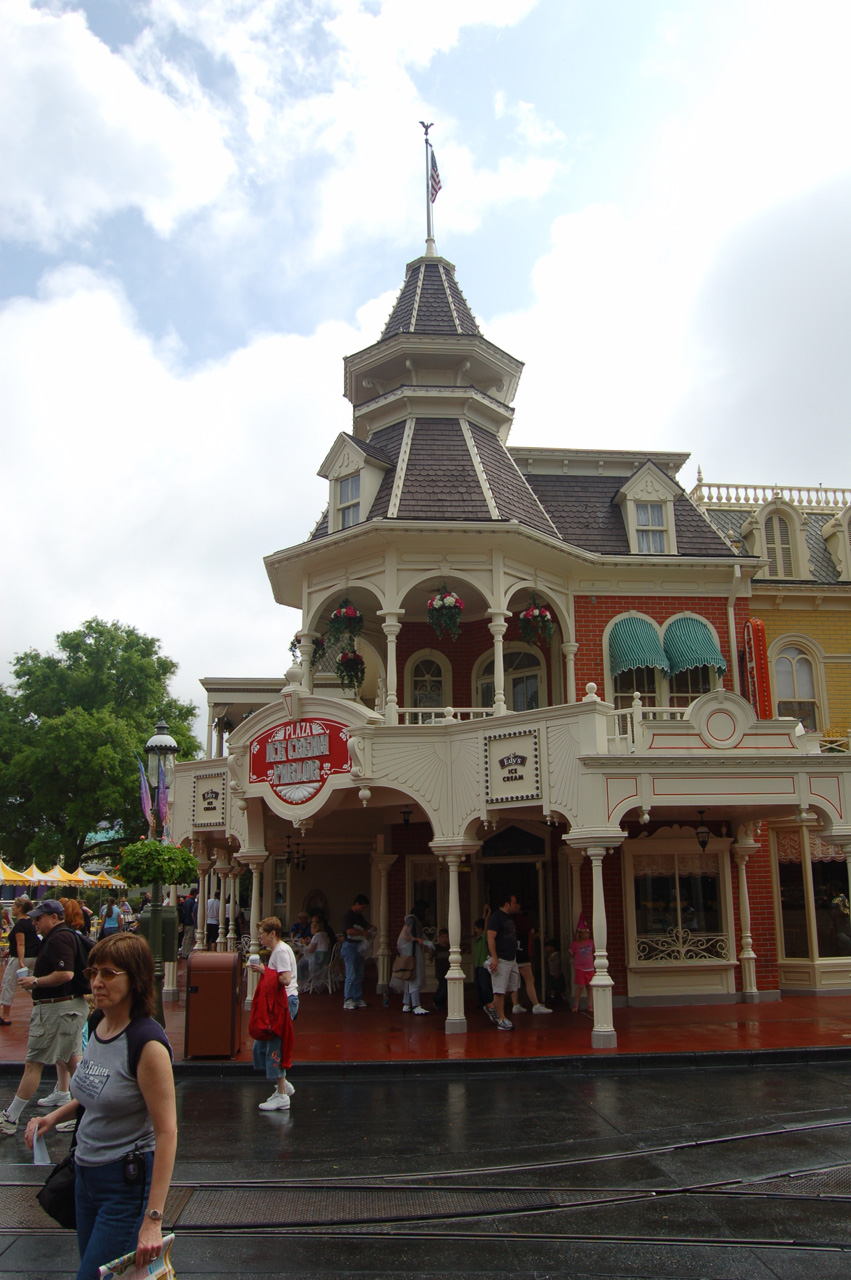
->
[512,1004,525,1013]
[258,1092,290,1111]
[55,1119,77,1132]
[38,1090,71,1107]
[402,1004,412,1013]
[412,1005,429,1015]
[343,999,357,1010]
[282,1079,295,1097]
[0,1110,17,1136]
[354,1000,368,1009]
[532,1003,552,1014]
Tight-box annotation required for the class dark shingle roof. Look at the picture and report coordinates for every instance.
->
[340,432,394,466]
[525,474,737,557]
[381,258,480,339]
[526,475,631,553]
[396,420,491,521]
[703,506,840,581]
[469,424,557,537]
[361,421,409,522]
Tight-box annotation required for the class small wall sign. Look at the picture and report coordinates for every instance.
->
[192,771,228,827]
[484,728,541,804]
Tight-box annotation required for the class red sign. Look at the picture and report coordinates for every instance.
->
[249,718,352,806]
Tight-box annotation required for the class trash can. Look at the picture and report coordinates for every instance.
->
[137,905,179,962]
[184,951,243,1058]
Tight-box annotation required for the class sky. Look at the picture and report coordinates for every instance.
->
[3,0,851,733]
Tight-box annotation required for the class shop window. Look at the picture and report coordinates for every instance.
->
[632,850,727,961]
[812,861,851,957]
[477,647,543,712]
[774,644,818,730]
[777,860,808,957]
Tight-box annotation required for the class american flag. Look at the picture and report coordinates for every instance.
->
[430,148,442,202]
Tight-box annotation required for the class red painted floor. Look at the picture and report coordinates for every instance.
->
[2,961,851,1066]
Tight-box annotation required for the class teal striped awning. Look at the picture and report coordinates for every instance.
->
[663,616,727,674]
[609,616,670,678]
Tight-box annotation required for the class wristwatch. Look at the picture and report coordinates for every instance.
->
[146,1209,163,1222]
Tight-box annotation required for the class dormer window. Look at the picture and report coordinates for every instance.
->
[614,461,680,556]
[636,502,667,553]
[338,473,360,528]
[764,513,793,577]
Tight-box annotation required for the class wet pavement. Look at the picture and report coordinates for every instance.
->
[2,1060,851,1279]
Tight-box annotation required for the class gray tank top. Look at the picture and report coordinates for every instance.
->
[70,1015,173,1166]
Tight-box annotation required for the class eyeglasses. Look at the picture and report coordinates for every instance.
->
[83,967,127,982]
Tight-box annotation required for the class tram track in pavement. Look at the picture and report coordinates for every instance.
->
[4,1117,851,1256]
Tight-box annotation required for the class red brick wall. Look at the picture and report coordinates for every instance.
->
[395,616,555,708]
[574,595,752,698]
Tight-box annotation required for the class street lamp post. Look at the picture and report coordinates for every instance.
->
[146,718,178,1025]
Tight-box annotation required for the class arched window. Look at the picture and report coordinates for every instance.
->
[476,647,544,712]
[764,513,793,577]
[412,657,444,711]
[404,650,451,723]
[774,644,818,730]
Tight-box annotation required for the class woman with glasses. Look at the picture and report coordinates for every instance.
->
[25,933,177,1280]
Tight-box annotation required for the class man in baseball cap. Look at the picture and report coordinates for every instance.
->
[1,898,89,1136]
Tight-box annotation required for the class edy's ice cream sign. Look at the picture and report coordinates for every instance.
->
[249,718,351,805]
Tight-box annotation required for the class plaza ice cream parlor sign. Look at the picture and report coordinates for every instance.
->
[249,718,352,805]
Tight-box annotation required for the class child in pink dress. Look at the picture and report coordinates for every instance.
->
[569,926,595,1013]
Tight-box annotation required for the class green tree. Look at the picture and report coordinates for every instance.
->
[0,619,200,871]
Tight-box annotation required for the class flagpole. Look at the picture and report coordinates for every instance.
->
[420,121,435,255]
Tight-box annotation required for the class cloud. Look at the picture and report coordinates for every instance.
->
[494,91,565,148]
[0,265,395,710]
[0,0,234,247]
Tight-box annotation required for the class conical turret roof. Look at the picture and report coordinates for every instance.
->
[381,255,480,339]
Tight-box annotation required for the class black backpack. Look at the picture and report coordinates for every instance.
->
[69,931,94,996]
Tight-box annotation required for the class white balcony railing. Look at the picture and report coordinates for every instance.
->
[606,699,689,753]
[398,706,494,726]
[690,481,851,510]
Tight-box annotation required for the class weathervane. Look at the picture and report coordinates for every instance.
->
[419,121,442,254]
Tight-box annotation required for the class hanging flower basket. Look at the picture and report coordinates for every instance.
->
[289,634,326,669]
[427,584,465,641]
[336,649,366,690]
[518,595,555,646]
[326,598,363,644]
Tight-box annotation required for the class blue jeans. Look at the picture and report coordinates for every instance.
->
[341,940,364,1001]
[288,993,299,1022]
[75,1151,154,1280]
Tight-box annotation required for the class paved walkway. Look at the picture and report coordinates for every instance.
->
[2,963,851,1071]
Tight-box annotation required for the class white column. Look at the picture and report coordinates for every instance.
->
[193,849,210,953]
[227,869,239,952]
[214,849,230,951]
[163,883,178,1002]
[586,845,617,1049]
[205,708,214,759]
[733,825,759,1000]
[372,851,397,993]
[562,642,578,704]
[239,852,266,1007]
[378,611,403,726]
[431,840,477,1034]
[488,612,510,716]
[298,631,320,694]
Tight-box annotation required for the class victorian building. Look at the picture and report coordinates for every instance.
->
[171,240,851,1050]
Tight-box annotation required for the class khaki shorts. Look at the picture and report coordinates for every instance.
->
[26,998,88,1065]
[491,958,521,995]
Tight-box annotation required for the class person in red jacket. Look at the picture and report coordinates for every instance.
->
[249,917,294,1112]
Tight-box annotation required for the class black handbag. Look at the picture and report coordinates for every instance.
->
[37,1150,77,1229]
